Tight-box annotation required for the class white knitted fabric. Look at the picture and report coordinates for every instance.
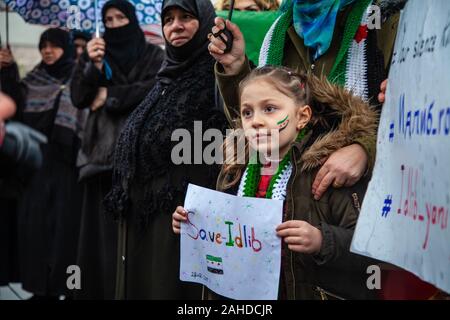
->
[258,3,372,102]
[344,7,370,101]
[237,167,248,197]
[237,162,293,201]
[258,15,282,67]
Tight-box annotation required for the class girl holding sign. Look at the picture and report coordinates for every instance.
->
[173,66,379,300]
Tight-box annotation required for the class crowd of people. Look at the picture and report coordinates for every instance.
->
[0,0,446,300]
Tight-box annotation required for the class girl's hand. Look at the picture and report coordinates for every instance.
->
[208,17,246,75]
[172,206,188,235]
[276,220,323,254]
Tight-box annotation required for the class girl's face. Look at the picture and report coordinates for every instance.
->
[163,7,199,47]
[240,78,311,159]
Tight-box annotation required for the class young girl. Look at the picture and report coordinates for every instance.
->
[173,66,379,300]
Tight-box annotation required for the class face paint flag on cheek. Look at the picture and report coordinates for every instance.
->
[277,115,289,132]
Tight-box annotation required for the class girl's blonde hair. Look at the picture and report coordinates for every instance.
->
[218,66,337,191]
[215,0,280,11]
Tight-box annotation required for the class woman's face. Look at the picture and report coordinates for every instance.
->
[74,38,87,60]
[163,7,199,47]
[40,42,64,65]
[224,0,261,11]
[104,8,130,28]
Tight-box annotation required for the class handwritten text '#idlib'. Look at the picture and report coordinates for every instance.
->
[185,213,262,253]
[396,165,449,250]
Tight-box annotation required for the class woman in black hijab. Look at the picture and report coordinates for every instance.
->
[72,30,91,61]
[70,0,164,300]
[104,0,227,299]
[0,28,87,299]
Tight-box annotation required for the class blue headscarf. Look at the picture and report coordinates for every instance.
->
[281,0,357,60]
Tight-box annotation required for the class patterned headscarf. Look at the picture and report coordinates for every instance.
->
[281,0,356,60]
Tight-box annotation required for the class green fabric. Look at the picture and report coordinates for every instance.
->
[216,10,279,65]
[266,9,293,66]
[243,128,308,199]
[262,0,371,84]
[327,0,372,85]
[243,151,291,199]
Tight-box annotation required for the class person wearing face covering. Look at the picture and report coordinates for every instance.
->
[72,30,91,62]
[70,0,164,300]
[0,28,88,299]
[103,0,228,299]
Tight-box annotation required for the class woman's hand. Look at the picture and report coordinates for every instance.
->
[172,206,188,235]
[86,37,105,70]
[276,220,323,254]
[208,17,246,75]
[0,48,14,68]
[90,87,107,111]
[378,79,388,104]
[312,144,368,200]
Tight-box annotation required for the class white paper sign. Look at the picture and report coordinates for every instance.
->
[180,184,283,300]
[351,0,450,293]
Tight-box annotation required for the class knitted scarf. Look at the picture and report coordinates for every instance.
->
[236,128,308,201]
[259,0,373,100]
[237,152,293,201]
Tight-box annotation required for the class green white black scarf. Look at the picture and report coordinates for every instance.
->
[259,0,373,100]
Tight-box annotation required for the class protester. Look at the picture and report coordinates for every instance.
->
[173,66,379,299]
[0,28,87,299]
[104,0,227,299]
[209,0,404,200]
[70,0,164,299]
[209,0,444,300]
[72,30,91,62]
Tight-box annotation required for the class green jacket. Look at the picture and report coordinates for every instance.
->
[215,4,400,172]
